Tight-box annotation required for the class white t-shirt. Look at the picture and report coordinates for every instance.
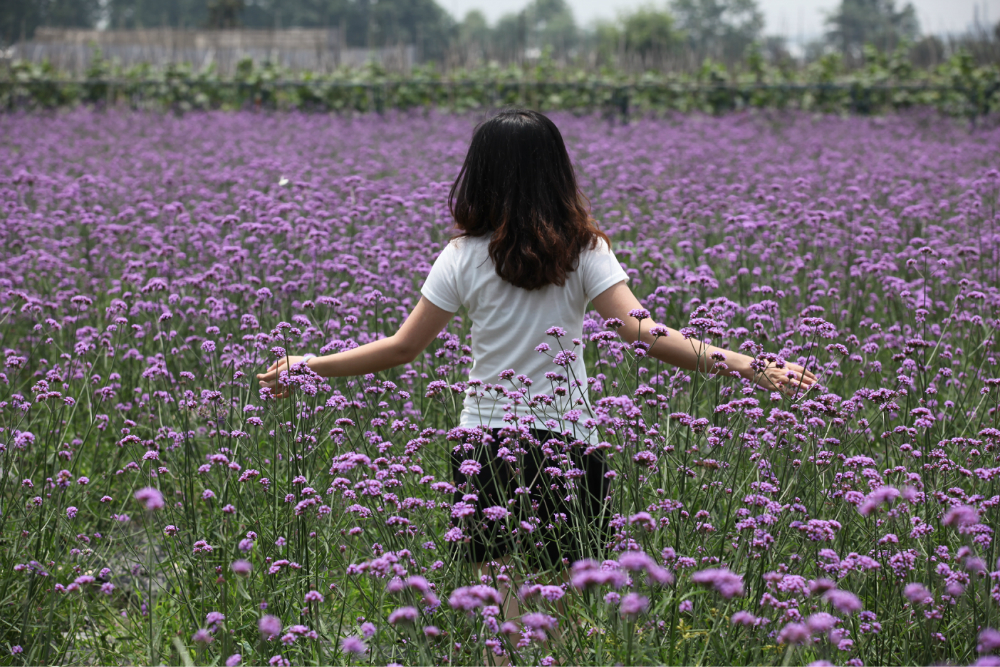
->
[420,234,629,441]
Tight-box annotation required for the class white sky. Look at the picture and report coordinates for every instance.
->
[444,0,1000,41]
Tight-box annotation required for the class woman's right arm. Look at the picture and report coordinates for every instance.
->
[591,280,818,396]
[257,297,455,397]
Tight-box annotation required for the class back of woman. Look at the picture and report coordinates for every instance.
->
[421,109,628,440]
[421,229,626,438]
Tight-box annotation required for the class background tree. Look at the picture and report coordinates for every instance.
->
[206,0,245,28]
[621,5,682,67]
[106,0,208,29]
[2,0,100,44]
[824,0,920,64]
[522,0,578,60]
[493,12,526,63]
[669,0,763,64]
[454,10,491,65]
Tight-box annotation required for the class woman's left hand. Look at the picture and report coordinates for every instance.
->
[257,356,307,399]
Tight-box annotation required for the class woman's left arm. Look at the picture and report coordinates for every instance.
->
[257,297,456,396]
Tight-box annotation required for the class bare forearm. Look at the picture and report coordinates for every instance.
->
[306,336,414,378]
[621,321,751,377]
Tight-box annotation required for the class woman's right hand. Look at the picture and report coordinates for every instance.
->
[743,357,818,397]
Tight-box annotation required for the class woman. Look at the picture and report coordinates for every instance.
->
[257,108,816,659]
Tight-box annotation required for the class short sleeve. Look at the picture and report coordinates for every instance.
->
[420,241,462,312]
[580,238,629,301]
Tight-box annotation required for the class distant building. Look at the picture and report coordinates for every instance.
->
[12,28,414,75]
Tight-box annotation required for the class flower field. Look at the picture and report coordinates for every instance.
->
[1,108,999,666]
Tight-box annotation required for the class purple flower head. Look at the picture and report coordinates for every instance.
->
[805,612,838,634]
[388,606,419,625]
[360,622,376,638]
[617,551,656,572]
[903,583,932,604]
[619,593,649,619]
[231,560,252,576]
[259,615,282,639]
[522,612,558,631]
[448,585,501,612]
[858,485,900,516]
[943,504,979,528]
[134,487,165,511]
[570,559,628,590]
[809,578,837,596]
[458,459,481,476]
[980,628,1000,653]
[777,622,811,645]
[690,567,745,599]
[730,611,757,626]
[192,628,214,645]
[340,636,367,655]
[225,655,242,666]
[823,589,862,615]
[66,506,77,519]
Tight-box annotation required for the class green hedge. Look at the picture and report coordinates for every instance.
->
[2,46,999,118]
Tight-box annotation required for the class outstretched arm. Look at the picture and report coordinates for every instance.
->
[591,280,818,396]
[257,297,456,397]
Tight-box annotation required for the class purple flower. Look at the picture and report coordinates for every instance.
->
[231,560,252,576]
[360,622,376,638]
[134,487,165,511]
[388,606,418,625]
[458,459,481,476]
[448,585,502,611]
[980,628,1000,653]
[731,611,757,626]
[340,636,367,655]
[522,612,558,630]
[805,612,838,633]
[903,583,931,604]
[690,567,744,599]
[943,504,979,527]
[777,622,811,645]
[858,486,900,516]
[66,506,77,519]
[225,655,242,666]
[192,628,213,645]
[619,593,649,619]
[259,615,282,639]
[823,589,862,615]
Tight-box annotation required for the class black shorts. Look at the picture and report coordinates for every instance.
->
[449,427,611,568]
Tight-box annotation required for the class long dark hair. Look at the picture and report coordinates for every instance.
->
[448,108,611,291]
